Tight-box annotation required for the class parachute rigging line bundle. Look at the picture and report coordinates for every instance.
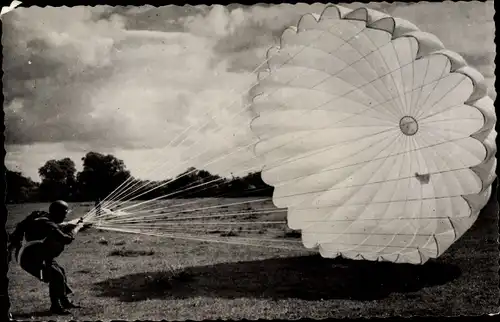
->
[249,4,497,264]
[79,5,496,264]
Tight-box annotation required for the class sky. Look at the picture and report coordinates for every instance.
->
[3,1,495,182]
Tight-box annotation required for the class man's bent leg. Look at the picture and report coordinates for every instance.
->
[43,262,70,315]
[51,262,79,309]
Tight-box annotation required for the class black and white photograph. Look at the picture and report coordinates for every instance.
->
[3,1,498,321]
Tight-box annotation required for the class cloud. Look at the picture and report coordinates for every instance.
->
[3,6,254,147]
[389,1,496,99]
[3,6,127,146]
[5,143,86,181]
[3,5,264,180]
[195,3,327,72]
[109,5,205,33]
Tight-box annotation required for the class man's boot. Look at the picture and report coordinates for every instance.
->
[50,303,71,315]
[50,289,71,315]
[60,297,81,309]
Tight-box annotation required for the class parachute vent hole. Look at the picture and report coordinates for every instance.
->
[415,172,431,184]
[399,116,419,136]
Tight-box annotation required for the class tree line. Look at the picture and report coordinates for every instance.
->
[5,151,274,204]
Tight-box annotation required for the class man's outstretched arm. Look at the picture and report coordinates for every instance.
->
[44,221,75,245]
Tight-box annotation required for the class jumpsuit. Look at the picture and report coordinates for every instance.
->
[10,213,75,308]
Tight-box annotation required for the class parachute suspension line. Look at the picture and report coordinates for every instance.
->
[94,226,314,252]
[95,130,399,223]
[100,163,471,224]
[87,21,375,218]
[97,207,283,225]
[90,133,477,231]
[91,127,402,223]
[91,186,273,221]
[109,170,267,214]
[95,226,449,240]
[101,136,260,212]
[100,47,398,216]
[90,39,305,214]
[98,227,283,233]
[88,169,275,223]
[102,141,261,213]
[84,68,266,219]
[94,199,103,225]
[96,226,298,245]
[86,50,283,217]
[98,221,287,227]
[96,122,402,222]
[97,197,272,221]
[99,135,264,214]
[103,124,400,216]
[100,127,262,211]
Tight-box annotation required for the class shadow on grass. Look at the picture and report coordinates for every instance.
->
[93,255,461,302]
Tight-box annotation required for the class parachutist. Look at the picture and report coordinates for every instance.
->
[7,200,83,315]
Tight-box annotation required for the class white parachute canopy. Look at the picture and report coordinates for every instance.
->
[249,5,497,264]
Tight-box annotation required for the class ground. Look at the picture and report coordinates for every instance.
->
[6,191,499,321]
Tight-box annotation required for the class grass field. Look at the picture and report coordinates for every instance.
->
[6,190,499,321]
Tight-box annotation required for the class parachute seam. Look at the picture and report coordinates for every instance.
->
[323,133,404,257]
[397,135,425,259]
[412,132,454,258]
[311,133,403,252]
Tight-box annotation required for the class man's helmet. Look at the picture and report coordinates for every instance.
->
[49,200,69,217]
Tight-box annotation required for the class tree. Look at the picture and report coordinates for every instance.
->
[239,171,274,196]
[5,169,39,203]
[77,152,132,201]
[38,158,77,201]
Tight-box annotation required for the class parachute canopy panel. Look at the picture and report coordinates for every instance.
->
[249,4,497,264]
